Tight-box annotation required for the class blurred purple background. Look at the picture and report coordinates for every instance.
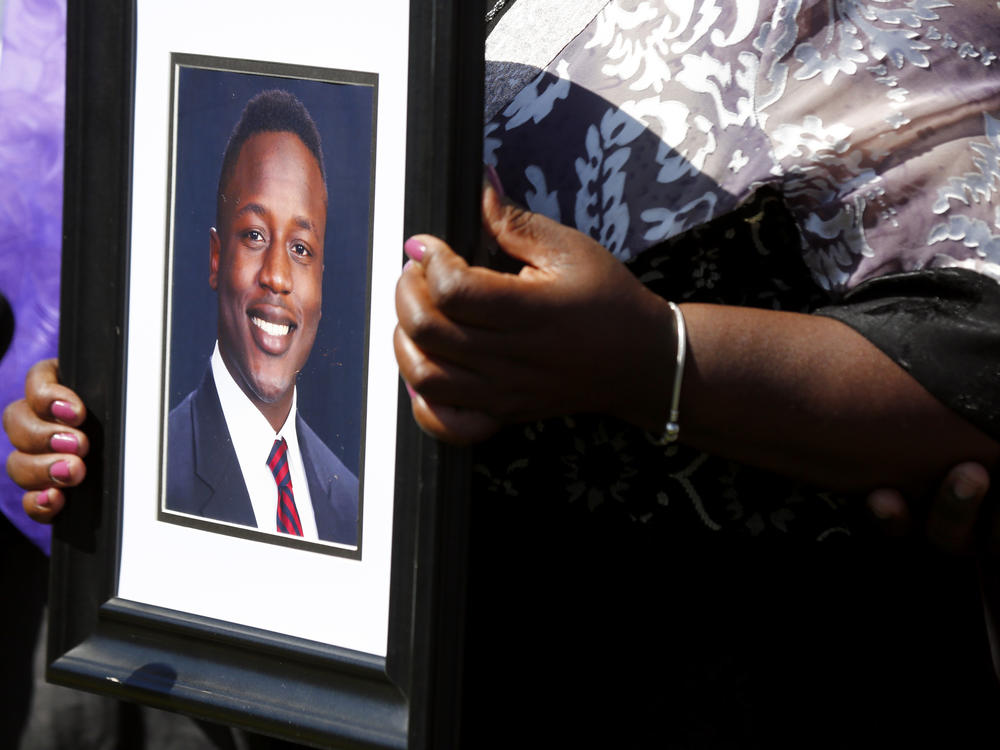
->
[0,0,66,553]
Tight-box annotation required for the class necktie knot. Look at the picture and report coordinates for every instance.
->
[267,437,302,536]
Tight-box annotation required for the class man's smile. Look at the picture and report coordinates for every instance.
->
[250,314,294,338]
[247,304,299,356]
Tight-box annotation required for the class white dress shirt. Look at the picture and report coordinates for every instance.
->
[210,344,319,540]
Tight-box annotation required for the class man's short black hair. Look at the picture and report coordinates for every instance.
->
[216,89,326,227]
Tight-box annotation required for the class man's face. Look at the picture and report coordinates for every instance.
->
[210,131,326,422]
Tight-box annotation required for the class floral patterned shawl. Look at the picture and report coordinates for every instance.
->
[486,0,1000,293]
[478,1,1000,538]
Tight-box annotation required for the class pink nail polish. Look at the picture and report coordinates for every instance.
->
[50,460,71,482]
[36,489,51,508]
[51,400,77,422]
[405,381,416,399]
[50,433,78,453]
[404,237,426,263]
[485,163,505,198]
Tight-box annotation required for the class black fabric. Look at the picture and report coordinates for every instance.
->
[816,268,1000,442]
[461,506,1000,748]
[0,292,13,362]
[463,188,853,542]
[475,9,1000,744]
[460,189,1000,747]
[0,513,47,749]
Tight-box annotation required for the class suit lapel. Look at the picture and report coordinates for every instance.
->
[297,412,336,538]
[191,368,257,527]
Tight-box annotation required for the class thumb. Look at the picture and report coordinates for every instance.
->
[481,180,581,270]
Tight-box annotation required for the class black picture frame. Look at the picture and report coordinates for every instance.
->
[50,1,483,748]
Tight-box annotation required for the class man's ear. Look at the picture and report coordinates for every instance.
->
[209,227,220,290]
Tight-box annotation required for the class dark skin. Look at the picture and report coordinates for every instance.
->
[4,188,997,544]
[3,131,328,511]
[395,185,1000,495]
[4,359,89,520]
[392,183,1000,672]
[211,131,327,431]
[4,184,1000,678]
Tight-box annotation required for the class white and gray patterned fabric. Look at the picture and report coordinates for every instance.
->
[478,1,1000,536]
[486,0,1000,293]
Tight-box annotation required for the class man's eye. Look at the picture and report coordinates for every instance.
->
[244,229,265,242]
[291,243,312,258]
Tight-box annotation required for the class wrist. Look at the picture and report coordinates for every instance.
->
[654,302,686,444]
[611,294,682,434]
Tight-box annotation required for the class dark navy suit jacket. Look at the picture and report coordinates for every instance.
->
[165,367,359,546]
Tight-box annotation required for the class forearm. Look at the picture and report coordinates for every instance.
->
[660,303,999,494]
[398,191,1000,491]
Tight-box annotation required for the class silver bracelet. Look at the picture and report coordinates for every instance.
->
[657,302,686,445]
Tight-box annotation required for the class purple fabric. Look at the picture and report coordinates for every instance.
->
[0,0,66,554]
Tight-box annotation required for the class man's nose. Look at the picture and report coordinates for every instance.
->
[258,241,292,294]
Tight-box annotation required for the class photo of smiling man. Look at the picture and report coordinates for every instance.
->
[161,64,375,549]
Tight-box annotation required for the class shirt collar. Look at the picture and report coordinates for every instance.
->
[210,342,300,459]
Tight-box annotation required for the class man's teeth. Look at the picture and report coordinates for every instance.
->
[252,316,291,337]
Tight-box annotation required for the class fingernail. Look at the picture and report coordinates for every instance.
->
[403,258,415,273]
[485,163,505,198]
[952,474,979,502]
[36,489,51,508]
[867,491,896,521]
[405,381,416,399]
[49,460,71,482]
[51,400,77,422]
[50,433,78,453]
[404,237,426,263]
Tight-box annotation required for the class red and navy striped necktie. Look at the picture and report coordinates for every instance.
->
[267,437,303,536]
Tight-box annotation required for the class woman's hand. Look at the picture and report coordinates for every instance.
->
[394,184,675,444]
[3,358,88,522]
[868,462,994,553]
[395,185,998,493]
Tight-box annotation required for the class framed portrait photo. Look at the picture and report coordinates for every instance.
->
[158,56,377,558]
[51,1,483,748]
